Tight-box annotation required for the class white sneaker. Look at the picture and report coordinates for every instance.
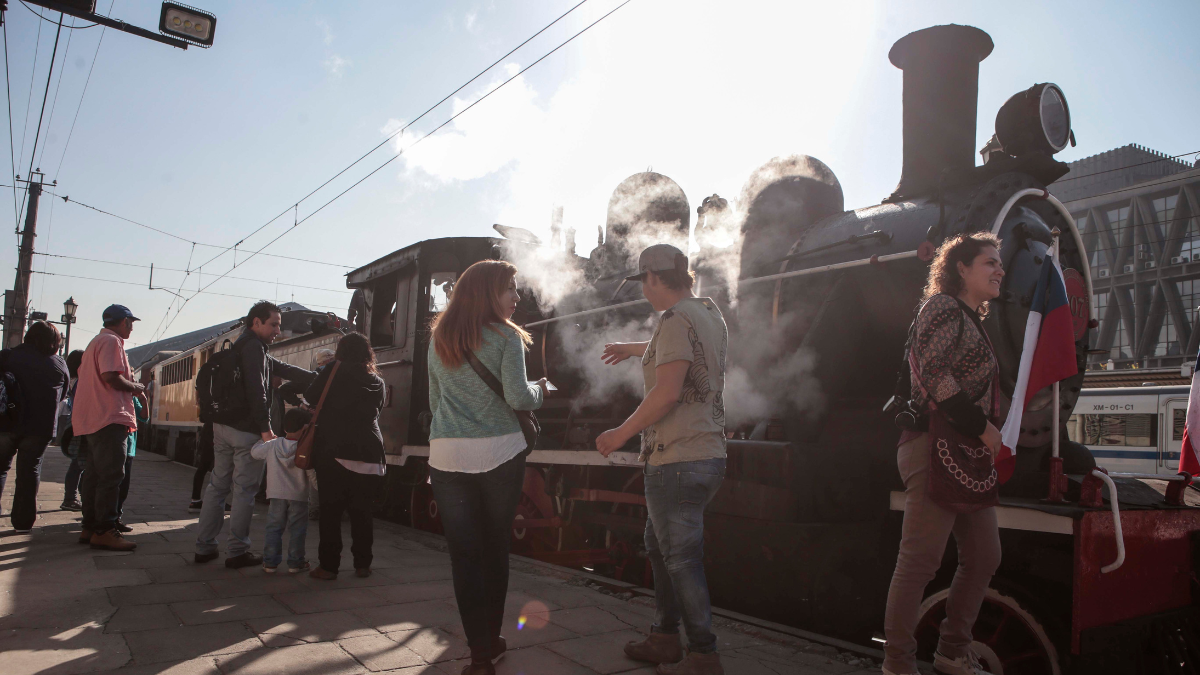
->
[288,561,311,574]
[934,650,993,675]
[263,565,278,574]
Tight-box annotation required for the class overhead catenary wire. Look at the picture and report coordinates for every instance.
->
[19,1,98,28]
[175,0,638,338]
[186,0,595,276]
[45,191,356,267]
[31,270,346,312]
[31,251,352,293]
[20,11,63,195]
[54,0,114,182]
[3,20,19,229]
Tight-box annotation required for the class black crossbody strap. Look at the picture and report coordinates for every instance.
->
[465,352,506,403]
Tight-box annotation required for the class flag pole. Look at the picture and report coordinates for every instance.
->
[1048,227,1066,502]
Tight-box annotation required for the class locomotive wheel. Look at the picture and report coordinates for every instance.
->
[916,586,1060,675]
[511,491,556,553]
[409,482,443,535]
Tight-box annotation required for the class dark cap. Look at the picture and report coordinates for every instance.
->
[102,304,140,324]
[624,244,689,282]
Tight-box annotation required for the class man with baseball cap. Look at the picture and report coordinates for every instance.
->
[74,304,146,551]
[597,244,729,675]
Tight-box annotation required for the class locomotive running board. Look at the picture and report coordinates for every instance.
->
[889,491,1073,534]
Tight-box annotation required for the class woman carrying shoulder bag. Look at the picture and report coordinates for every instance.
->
[304,332,386,581]
[428,260,546,675]
[883,232,1006,675]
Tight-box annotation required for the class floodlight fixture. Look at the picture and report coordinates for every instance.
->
[159,2,216,47]
[995,83,1075,156]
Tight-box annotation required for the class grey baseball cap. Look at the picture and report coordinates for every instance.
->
[625,244,689,282]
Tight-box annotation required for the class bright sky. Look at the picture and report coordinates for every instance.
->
[0,0,1195,349]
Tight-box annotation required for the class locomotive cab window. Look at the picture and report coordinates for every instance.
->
[368,271,413,349]
[429,272,457,313]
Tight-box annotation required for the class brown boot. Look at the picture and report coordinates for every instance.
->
[90,529,137,551]
[656,652,723,675]
[625,632,684,664]
[78,529,93,544]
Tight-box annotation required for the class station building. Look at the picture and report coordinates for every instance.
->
[1050,144,1200,370]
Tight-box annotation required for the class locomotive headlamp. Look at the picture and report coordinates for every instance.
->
[159,2,216,47]
[995,83,1074,156]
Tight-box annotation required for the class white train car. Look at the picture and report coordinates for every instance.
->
[1066,385,1190,474]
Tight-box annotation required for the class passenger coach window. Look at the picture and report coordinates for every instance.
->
[1080,413,1157,447]
[429,272,456,313]
[370,278,397,348]
[1174,409,1186,441]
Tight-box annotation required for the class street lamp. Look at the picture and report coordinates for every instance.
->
[61,297,78,355]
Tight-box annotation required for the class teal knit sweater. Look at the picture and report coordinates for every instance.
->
[428,324,543,440]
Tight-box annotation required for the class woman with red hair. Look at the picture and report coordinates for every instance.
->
[428,259,546,675]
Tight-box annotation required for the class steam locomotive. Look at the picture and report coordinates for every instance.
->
[342,24,1197,675]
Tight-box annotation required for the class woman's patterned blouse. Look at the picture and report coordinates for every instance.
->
[910,294,996,417]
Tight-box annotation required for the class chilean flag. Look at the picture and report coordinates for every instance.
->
[1178,347,1200,475]
[997,252,1079,483]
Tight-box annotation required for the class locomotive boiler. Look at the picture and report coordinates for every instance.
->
[347,24,1200,675]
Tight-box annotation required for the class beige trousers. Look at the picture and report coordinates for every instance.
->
[882,433,1002,674]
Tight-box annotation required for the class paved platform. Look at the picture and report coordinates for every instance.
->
[1,449,883,675]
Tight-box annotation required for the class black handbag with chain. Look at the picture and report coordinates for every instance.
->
[465,352,540,456]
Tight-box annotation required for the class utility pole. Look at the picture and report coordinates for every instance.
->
[5,171,45,348]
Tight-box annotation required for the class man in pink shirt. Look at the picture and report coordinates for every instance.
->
[75,305,146,551]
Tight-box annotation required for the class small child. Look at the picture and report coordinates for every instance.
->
[250,407,313,573]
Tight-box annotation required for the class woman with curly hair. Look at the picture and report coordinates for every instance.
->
[883,231,1006,675]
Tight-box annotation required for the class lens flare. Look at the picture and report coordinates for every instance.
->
[517,616,527,630]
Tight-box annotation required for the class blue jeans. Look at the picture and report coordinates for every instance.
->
[63,455,83,504]
[430,454,526,662]
[643,457,725,654]
[195,424,263,557]
[0,432,52,530]
[263,498,309,568]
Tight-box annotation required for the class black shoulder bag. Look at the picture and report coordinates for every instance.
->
[465,352,540,456]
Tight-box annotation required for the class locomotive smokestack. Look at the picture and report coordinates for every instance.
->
[887,25,993,201]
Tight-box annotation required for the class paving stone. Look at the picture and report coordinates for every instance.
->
[546,605,637,636]
[338,633,425,671]
[387,551,452,568]
[147,564,245,583]
[528,582,625,609]
[213,641,366,675]
[718,653,789,675]
[351,599,462,633]
[170,595,292,625]
[247,610,378,643]
[206,575,305,598]
[128,540,201,555]
[108,581,215,606]
[444,613,578,650]
[0,624,131,675]
[593,601,655,629]
[387,627,471,663]
[123,621,262,664]
[93,657,221,675]
[544,629,649,674]
[374,580,456,605]
[104,603,181,633]
[94,554,187,570]
[375,565,454,585]
[290,569,394,589]
[273,587,391,614]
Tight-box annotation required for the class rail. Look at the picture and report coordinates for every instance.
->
[988,188,1093,302]
[523,250,920,328]
[1091,469,1126,573]
[1107,472,1189,482]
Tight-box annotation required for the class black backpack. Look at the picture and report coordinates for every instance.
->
[0,350,22,430]
[196,344,247,425]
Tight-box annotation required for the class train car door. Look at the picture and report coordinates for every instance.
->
[1161,397,1188,474]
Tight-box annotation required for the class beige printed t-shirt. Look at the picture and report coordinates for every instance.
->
[640,297,728,466]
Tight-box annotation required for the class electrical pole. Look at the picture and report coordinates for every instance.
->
[5,171,45,348]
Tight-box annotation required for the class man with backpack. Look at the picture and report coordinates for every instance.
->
[194,301,316,568]
[75,305,145,551]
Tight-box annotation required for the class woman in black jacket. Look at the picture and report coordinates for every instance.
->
[305,332,386,580]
